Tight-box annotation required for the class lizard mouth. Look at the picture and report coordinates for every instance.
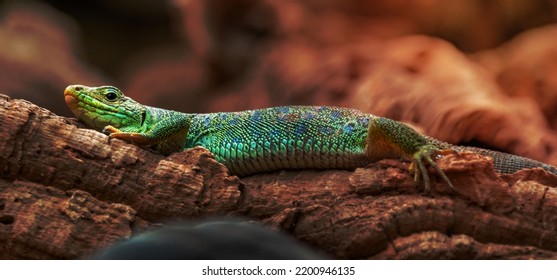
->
[64,91,77,105]
[64,86,87,119]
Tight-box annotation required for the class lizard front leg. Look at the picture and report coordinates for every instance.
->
[103,114,190,155]
[102,125,157,147]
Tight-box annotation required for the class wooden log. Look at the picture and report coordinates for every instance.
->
[1,94,557,259]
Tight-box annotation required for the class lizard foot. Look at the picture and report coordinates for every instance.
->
[102,125,154,147]
[410,145,456,192]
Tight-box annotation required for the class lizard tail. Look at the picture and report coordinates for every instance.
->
[428,137,557,175]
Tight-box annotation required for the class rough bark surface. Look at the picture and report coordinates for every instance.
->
[2,94,557,259]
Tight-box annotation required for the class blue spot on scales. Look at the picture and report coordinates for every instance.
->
[301,111,316,120]
[343,123,355,133]
[228,118,240,125]
[269,129,281,140]
[250,110,262,122]
[356,116,370,127]
[203,115,211,126]
[319,126,335,135]
[251,129,262,139]
[294,123,308,136]
[277,107,290,114]
[330,110,342,119]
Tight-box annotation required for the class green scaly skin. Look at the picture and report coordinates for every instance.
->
[64,85,557,191]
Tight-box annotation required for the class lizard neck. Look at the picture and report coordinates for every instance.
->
[143,106,196,131]
[142,106,196,155]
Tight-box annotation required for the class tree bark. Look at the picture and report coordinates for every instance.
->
[1,94,557,259]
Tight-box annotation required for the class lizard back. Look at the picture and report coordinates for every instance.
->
[185,106,373,176]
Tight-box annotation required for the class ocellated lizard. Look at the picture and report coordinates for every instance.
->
[64,85,557,191]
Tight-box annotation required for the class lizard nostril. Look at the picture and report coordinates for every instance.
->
[74,86,83,91]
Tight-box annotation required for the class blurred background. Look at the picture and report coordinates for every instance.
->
[3,0,557,163]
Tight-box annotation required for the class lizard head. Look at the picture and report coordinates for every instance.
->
[64,85,146,131]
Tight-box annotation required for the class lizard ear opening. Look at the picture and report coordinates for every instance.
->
[140,110,146,127]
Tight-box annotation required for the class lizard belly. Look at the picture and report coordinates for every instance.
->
[212,138,369,176]
[185,106,372,176]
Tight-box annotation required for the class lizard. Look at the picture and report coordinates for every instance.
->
[63,85,557,191]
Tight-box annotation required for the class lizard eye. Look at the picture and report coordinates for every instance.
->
[105,91,118,101]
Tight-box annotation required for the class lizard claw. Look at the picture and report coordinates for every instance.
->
[102,125,120,136]
[411,145,455,192]
[102,125,121,144]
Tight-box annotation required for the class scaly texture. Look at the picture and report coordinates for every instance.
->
[64,85,557,189]
[428,138,557,175]
[186,107,370,175]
